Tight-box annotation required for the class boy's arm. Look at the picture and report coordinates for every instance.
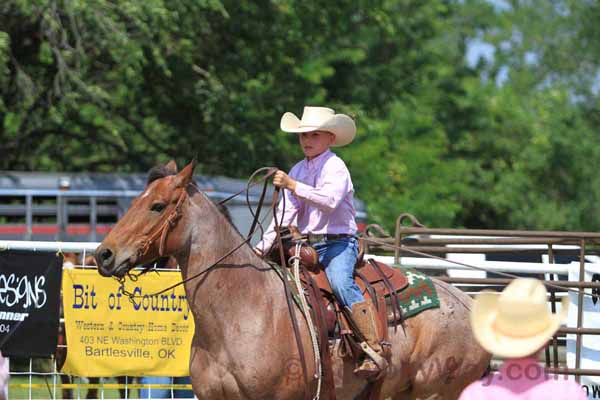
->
[254,187,299,255]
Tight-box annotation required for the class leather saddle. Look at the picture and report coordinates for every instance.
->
[279,238,409,335]
[310,260,408,301]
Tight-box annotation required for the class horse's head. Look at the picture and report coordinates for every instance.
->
[96,160,196,278]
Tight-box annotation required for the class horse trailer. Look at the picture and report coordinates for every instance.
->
[0,171,368,243]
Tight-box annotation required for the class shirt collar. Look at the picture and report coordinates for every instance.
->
[305,149,333,171]
[499,356,541,375]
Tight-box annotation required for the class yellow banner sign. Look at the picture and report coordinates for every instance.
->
[61,269,194,377]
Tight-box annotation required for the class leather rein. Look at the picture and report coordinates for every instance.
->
[118,167,278,288]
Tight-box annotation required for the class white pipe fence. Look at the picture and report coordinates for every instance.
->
[0,240,99,253]
[1,241,576,275]
[368,255,573,275]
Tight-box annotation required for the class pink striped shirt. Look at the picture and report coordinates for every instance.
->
[459,357,586,400]
[255,150,357,253]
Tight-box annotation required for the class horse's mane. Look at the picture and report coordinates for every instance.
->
[146,164,234,224]
[147,165,175,185]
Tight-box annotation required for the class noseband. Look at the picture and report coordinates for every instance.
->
[137,186,188,261]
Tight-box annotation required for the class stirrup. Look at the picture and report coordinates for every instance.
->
[354,342,388,380]
[354,357,381,380]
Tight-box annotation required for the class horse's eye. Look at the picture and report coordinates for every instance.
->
[151,202,166,213]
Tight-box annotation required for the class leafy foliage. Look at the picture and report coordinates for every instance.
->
[2,0,599,232]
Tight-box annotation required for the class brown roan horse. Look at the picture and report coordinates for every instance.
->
[95,160,490,400]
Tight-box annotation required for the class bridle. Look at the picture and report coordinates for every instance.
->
[118,167,278,287]
[136,186,189,261]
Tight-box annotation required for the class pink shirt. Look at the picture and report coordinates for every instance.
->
[459,357,586,400]
[255,149,357,253]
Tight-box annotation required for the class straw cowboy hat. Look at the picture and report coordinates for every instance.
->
[280,106,356,147]
[471,278,569,358]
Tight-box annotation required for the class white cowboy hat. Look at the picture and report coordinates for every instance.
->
[280,106,356,147]
[471,278,569,358]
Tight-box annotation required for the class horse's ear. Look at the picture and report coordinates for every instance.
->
[164,160,178,174]
[174,160,197,188]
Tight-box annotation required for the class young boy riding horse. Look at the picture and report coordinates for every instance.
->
[255,106,386,378]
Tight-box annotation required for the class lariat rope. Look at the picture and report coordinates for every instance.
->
[290,242,322,400]
[117,167,278,297]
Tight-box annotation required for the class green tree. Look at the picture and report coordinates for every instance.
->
[447,0,600,231]
[6,0,598,232]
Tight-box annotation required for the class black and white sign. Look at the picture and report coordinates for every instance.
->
[0,251,62,357]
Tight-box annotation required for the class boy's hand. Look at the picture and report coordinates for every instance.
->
[273,170,297,192]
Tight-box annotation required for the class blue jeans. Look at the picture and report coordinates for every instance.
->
[139,376,193,398]
[313,237,364,308]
